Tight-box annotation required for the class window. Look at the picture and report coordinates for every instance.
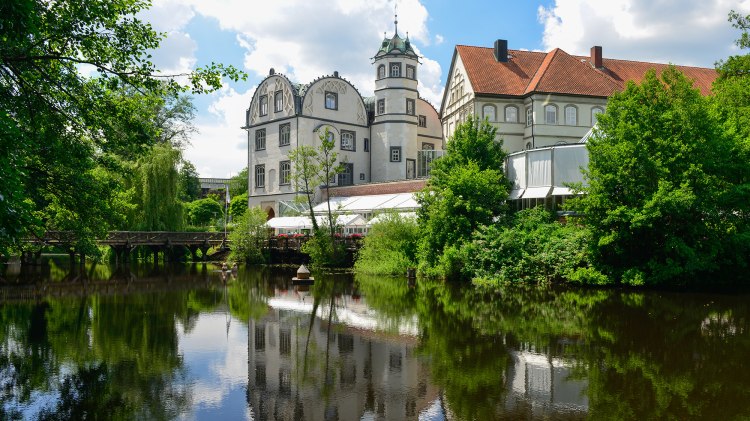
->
[565,105,577,125]
[525,142,532,150]
[390,146,401,162]
[279,160,291,185]
[359,173,365,181]
[377,99,385,115]
[364,138,369,152]
[406,159,416,179]
[390,62,401,77]
[325,130,334,144]
[279,123,290,146]
[505,105,518,123]
[482,104,496,122]
[406,65,416,80]
[526,107,533,126]
[338,163,353,186]
[422,142,434,150]
[255,129,266,150]
[406,99,415,116]
[325,91,338,110]
[592,107,604,125]
[274,90,283,112]
[255,164,265,188]
[418,115,427,127]
[340,130,355,151]
[259,95,268,116]
[545,104,557,124]
[377,64,385,79]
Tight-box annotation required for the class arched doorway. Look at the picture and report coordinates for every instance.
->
[265,207,275,221]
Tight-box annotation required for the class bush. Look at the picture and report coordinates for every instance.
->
[463,208,597,286]
[228,206,268,264]
[354,213,419,276]
[302,229,346,268]
[186,198,223,227]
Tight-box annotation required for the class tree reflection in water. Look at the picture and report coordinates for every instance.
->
[3,260,750,420]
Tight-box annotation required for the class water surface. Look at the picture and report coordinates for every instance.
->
[1,260,749,420]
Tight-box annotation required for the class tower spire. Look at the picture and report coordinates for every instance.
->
[394,2,398,35]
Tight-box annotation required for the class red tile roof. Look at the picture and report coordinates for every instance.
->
[456,45,717,98]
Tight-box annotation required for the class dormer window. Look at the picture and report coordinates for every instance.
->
[390,63,401,77]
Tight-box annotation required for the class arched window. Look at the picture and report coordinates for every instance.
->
[390,62,401,77]
[564,105,577,125]
[505,105,518,123]
[482,105,496,122]
[525,142,532,150]
[591,107,604,125]
[544,104,557,124]
[377,64,385,79]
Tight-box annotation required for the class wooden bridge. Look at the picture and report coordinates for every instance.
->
[23,231,228,264]
[21,231,363,265]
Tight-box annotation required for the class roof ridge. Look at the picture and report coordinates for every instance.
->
[524,48,560,94]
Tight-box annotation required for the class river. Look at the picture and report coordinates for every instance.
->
[1,259,749,420]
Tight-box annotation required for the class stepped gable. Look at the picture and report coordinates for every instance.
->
[457,45,717,97]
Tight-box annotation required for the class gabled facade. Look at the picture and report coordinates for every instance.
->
[441,40,718,154]
[245,28,442,219]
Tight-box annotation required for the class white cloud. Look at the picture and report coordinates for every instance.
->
[435,34,444,45]
[139,0,198,75]
[183,85,256,178]
[538,0,750,67]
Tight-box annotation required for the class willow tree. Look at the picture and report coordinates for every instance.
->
[131,144,184,231]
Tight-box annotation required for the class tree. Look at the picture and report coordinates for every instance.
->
[288,145,321,232]
[131,144,184,231]
[178,161,201,202]
[354,213,419,276]
[575,67,750,286]
[229,192,249,218]
[229,167,248,197]
[186,198,222,228]
[713,11,750,148]
[0,0,245,256]
[416,115,510,278]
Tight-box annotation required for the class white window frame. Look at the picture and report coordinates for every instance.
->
[259,95,268,116]
[377,64,385,79]
[592,107,604,125]
[279,123,290,146]
[545,104,557,125]
[565,105,577,126]
[406,99,415,116]
[255,129,266,151]
[526,107,533,127]
[274,90,283,112]
[482,104,496,122]
[418,115,427,127]
[377,99,385,115]
[340,130,355,151]
[324,91,338,110]
[390,146,401,162]
[279,161,291,185]
[505,105,518,123]
[255,164,265,188]
[390,62,401,77]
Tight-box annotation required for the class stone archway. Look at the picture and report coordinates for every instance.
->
[265,207,275,220]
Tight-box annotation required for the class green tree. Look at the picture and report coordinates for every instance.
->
[416,115,510,278]
[131,144,184,231]
[178,161,201,202]
[229,192,249,218]
[186,198,222,228]
[0,0,245,256]
[713,11,750,148]
[229,167,249,197]
[288,145,321,231]
[228,206,268,264]
[575,67,750,286]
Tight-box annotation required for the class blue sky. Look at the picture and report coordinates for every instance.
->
[139,0,749,177]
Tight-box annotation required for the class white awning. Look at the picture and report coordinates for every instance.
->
[551,187,575,196]
[522,186,551,199]
[509,189,525,200]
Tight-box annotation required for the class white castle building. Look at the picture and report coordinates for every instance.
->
[244,22,442,219]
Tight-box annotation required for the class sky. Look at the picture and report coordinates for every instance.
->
[138,0,750,178]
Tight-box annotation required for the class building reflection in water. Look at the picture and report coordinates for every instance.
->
[246,283,440,420]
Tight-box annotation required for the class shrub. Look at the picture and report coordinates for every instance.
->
[354,213,419,276]
[228,206,268,264]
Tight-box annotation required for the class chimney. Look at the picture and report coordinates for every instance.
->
[494,39,508,63]
[590,46,602,68]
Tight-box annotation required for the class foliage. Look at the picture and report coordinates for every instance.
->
[464,208,594,287]
[714,11,750,151]
[288,127,345,266]
[228,206,268,264]
[130,144,184,231]
[186,197,223,227]
[416,116,510,278]
[354,213,419,276]
[574,67,750,285]
[229,167,248,197]
[178,161,201,202]
[229,192,249,218]
[0,0,245,255]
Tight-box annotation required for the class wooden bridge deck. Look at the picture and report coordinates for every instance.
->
[26,231,227,247]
